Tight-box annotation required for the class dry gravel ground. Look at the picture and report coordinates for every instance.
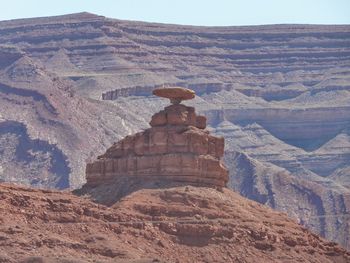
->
[0,183,349,263]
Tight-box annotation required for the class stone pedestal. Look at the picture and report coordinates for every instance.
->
[86,88,228,187]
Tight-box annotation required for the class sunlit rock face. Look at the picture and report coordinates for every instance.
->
[86,88,228,188]
[0,12,349,248]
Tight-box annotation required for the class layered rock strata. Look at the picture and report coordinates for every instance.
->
[86,88,228,187]
[0,12,349,249]
[2,183,350,262]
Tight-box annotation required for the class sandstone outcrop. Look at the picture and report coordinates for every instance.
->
[86,87,228,188]
[0,13,349,249]
[2,183,350,262]
[152,86,195,104]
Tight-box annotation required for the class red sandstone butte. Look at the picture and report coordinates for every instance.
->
[85,87,228,188]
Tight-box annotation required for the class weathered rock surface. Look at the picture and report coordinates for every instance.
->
[0,13,349,248]
[1,182,350,262]
[153,87,195,104]
[86,89,228,188]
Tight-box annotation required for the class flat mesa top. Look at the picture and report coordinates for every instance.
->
[153,87,195,102]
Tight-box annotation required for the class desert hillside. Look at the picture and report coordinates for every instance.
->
[0,12,349,248]
[0,183,349,262]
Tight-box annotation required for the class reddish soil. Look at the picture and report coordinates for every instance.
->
[0,183,349,263]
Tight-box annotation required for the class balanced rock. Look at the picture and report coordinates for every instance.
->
[153,87,195,104]
[86,87,228,187]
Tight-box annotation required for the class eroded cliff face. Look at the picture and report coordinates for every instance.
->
[0,121,70,188]
[0,13,349,248]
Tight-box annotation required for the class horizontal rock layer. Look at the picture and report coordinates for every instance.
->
[0,13,349,249]
[3,183,350,262]
[86,103,228,187]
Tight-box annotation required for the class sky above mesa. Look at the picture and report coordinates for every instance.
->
[0,0,349,26]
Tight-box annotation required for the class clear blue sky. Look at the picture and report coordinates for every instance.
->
[1,0,349,26]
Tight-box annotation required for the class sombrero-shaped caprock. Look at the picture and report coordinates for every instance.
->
[153,87,195,104]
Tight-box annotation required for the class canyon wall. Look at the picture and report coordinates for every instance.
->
[0,13,349,248]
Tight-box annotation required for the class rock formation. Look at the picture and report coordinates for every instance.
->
[86,87,228,188]
[0,13,349,249]
[1,182,350,262]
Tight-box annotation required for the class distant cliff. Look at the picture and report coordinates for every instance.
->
[0,12,349,248]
